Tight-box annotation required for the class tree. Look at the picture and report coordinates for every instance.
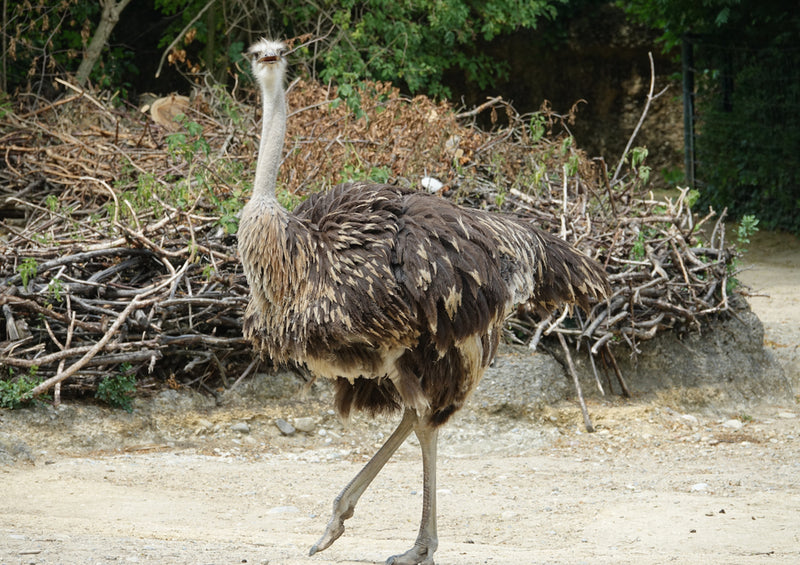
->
[154,0,565,97]
[1,0,136,95]
[75,0,133,86]
[618,0,799,48]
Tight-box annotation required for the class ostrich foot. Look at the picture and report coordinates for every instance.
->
[385,543,436,565]
[308,507,350,556]
[309,411,417,558]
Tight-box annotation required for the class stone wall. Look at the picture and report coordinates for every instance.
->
[472,299,792,416]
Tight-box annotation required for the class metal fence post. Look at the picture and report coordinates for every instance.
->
[682,36,696,187]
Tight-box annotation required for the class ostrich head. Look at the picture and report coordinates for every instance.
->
[247,38,287,90]
[244,38,288,204]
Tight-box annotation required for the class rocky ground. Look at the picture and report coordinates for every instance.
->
[1,230,798,565]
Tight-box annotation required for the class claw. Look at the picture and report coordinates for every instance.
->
[385,545,435,565]
[308,517,345,556]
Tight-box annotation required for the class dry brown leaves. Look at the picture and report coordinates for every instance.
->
[281,79,485,192]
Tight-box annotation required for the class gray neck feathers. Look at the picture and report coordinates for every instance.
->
[252,74,286,203]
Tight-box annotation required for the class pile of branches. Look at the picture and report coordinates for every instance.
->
[0,70,739,407]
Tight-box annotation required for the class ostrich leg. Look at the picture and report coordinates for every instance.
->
[386,422,439,565]
[309,409,417,556]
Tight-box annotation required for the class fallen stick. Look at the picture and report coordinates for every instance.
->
[557,332,594,433]
[26,296,153,398]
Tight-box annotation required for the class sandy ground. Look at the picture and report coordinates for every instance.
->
[736,230,800,392]
[2,230,799,565]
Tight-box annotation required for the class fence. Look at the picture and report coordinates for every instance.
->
[682,36,800,230]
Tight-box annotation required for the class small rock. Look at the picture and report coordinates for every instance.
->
[275,418,295,436]
[230,422,250,434]
[691,482,709,492]
[293,417,316,433]
[777,412,796,419]
[681,414,699,425]
[267,505,299,514]
[196,418,213,431]
[722,419,744,431]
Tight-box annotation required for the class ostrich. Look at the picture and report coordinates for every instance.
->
[240,39,609,565]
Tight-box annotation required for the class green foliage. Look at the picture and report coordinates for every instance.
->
[661,166,685,187]
[118,117,244,235]
[321,0,548,97]
[17,258,38,289]
[0,369,41,409]
[47,278,64,303]
[529,112,547,143]
[736,215,759,248]
[559,135,573,156]
[368,166,392,184]
[277,188,303,211]
[0,92,11,118]
[621,0,800,233]
[630,227,658,261]
[630,147,651,185]
[96,364,137,412]
[685,188,700,209]
[631,231,646,260]
[566,153,581,177]
[201,263,216,280]
[693,44,800,232]
[1,0,134,93]
[153,0,242,82]
[45,194,60,212]
[617,0,798,50]
[165,115,210,163]
[154,0,562,99]
[213,187,246,235]
[726,214,759,293]
[210,82,245,127]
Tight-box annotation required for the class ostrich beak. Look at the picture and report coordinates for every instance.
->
[258,54,281,64]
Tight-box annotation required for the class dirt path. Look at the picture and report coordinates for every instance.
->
[737,230,800,392]
[2,230,799,565]
[2,404,799,565]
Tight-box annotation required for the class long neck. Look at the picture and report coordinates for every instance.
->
[252,76,286,203]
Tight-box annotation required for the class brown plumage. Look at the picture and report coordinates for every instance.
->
[240,39,608,565]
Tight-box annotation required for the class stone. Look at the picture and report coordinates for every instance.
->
[274,418,295,436]
[195,418,213,431]
[722,419,744,431]
[293,417,316,433]
[571,298,792,409]
[680,414,699,425]
[471,345,569,418]
[267,505,299,515]
[230,422,250,434]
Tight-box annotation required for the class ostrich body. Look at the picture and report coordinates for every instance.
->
[240,39,609,565]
